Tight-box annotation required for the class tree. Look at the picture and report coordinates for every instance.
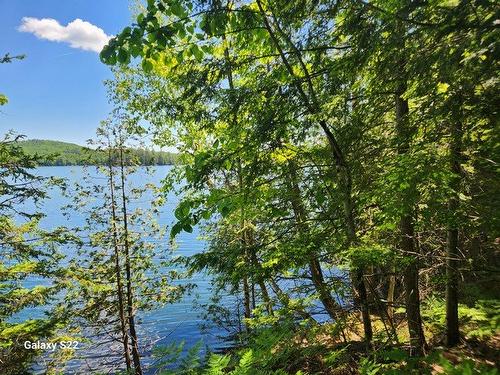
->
[62,117,186,373]
[98,0,499,365]
[0,54,25,106]
[0,133,71,373]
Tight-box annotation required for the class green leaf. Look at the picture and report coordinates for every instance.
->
[201,209,212,220]
[182,223,193,233]
[137,13,145,26]
[117,48,130,64]
[189,44,203,62]
[122,26,132,37]
[131,27,144,41]
[176,50,184,64]
[219,203,231,218]
[199,17,208,33]
[171,222,183,238]
[174,201,190,220]
[99,45,116,65]
[156,32,168,48]
[130,44,143,58]
[142,58,154,73]
[147,0,157,12]
[177,25,186,39]
[171,2,185,18]
[0,94,8,105]
[201,45,212,54]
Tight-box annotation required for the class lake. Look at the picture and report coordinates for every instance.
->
[16,165,226,373]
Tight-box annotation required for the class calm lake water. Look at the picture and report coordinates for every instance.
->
[16,165,226,373]
[13,165,336,373]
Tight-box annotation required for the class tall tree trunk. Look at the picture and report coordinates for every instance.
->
[249,250,273,315]
[287,160,342,320]
[339,166,372,343]
[251,282,256,311]
[257,280,272,315]
[256,0,372,341]
[238,160,253,331]
[309,256,342,320]
[446,114,462,347]
[390,6,426,354]
[400,218,425,355]
[221,22,256,331]
[242,276,251,324]
[395,80,426,355]
[107,145,132,372]
[387,267,396,323]
[119,146,143,375]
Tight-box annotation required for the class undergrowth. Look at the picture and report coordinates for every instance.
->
[151,298,499,374]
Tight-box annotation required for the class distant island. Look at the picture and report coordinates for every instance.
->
[21,139,179,166]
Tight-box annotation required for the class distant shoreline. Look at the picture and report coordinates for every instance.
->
[21,139,179,166]
[33,163,176,167]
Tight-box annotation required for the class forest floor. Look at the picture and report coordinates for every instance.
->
[262,305,500,374]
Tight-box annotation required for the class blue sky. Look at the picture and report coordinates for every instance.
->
[0,0,133,145]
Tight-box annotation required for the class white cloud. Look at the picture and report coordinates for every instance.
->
[19,17,112,53]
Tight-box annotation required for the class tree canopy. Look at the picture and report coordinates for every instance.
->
[1,0,498,373]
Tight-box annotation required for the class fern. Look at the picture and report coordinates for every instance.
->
[205,353,230,375]
[178,340,203,374]
[231,349,253,375]
[153,341,186,374]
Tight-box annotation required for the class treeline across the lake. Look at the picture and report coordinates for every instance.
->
[20,139,179,166]
[1,0,499,374]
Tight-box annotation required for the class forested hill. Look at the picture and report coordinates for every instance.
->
[20,139,179,166]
